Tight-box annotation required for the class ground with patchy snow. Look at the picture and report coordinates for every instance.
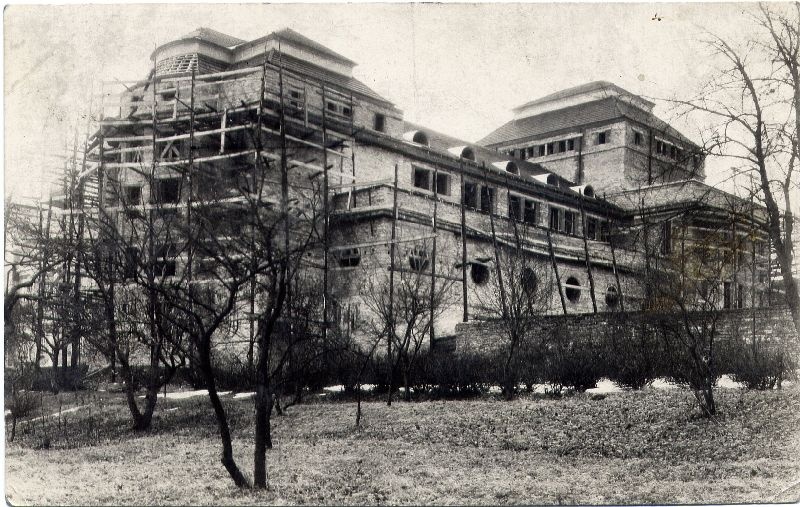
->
[5,385,800,505]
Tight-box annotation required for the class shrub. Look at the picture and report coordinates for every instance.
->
[724,337,794,390]
[604,320,660,389]
[540,324,604,392]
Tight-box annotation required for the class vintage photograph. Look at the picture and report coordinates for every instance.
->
[4,3,800,504]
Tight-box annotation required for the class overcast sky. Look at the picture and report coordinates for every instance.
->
[3,3,766,201]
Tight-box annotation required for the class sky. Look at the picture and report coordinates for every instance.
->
[2,2,776,203]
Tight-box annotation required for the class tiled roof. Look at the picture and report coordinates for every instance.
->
[180,27,246,49]
[512,81,652,112]
[241,28,356,66]
[246,51,392,105]
[478,97,696,148]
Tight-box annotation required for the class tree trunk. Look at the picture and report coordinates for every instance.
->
[199,339,250,488]
[253,384,272,488]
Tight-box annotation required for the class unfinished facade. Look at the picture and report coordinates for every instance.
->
[51,27,774,356]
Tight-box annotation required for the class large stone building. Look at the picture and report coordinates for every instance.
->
[74,27,772,347]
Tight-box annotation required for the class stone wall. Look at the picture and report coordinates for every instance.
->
[451,306,798,357]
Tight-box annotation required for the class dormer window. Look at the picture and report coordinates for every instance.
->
[412,131,429,146]
[461,147,475,161]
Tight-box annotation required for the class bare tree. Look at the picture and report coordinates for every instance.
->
[472,226,552,400]
[674,3,800,338]
[362,240,457,402]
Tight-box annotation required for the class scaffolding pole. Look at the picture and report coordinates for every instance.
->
[459,161,468,322]
[578,196,598,313]
[429,166,438,347]
[547,228,568,315]
[387,162,398,406]
[321,84,330,363]
[483,162,508,319]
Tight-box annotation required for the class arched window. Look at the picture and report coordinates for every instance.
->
[583,185,595,198]
[471,263,489,285]
[546,174,559,186]
[408,245,430,272]
[461,147,476,161]
[506,162,519,175]
[605,285,619,308]
[565,276,581,303]
[412,131,429,146]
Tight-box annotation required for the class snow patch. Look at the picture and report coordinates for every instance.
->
[717,375,745,389]
[323,385,345,393]
[137,389,231,400]
[587,379,624,394]
[651,378,680,390]
[233,392,255,399]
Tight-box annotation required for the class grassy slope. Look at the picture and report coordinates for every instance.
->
[5,387,800,505]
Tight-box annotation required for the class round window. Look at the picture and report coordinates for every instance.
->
[565,276,581,303]
[471,263,489,285]
[522,268,538,295]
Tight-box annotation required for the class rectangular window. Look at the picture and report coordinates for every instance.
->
[587,217,598,240]
[480,186,495,214]
[558,140,567,153]
[737,284,745,309]
[123,185,142,206]
[527,147,535,158]
[435,172,451,196]
[656,140,664,154]
[546,142,554,155]
[326,99,352,118]
[288,89,303,110]
[600,221,610,242]
[597,132,608,145]
[152,178,181,204]
[153,243,177,278]
[523,200,537,225]
[413,167,431,191]
[508,194,522,221]
[634,132,643,146]
[563,211,575,235]
[550,207,561,231]
[374,113,386,132]
[538,145,546,157]
[670,145,677,159]
[724,282,732,309]
[463,182,478,209]
[660,220,672,255]
[124,247,140,280]
[568,139,575,151]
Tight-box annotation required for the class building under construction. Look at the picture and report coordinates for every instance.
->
[41,27,775,361]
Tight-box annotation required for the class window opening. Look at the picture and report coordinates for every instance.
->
[524,200,537,225]
[565,276,581,303]
[508,194,522,221]
[471,263,489,285]
[337,248,361,268]
[374,113,386,132]
[605,286,619,308]
[463,182,478,209]
[408,245,430,271]
[435,172,451,195]
[413,167,431,191]
[480,186,495,214]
